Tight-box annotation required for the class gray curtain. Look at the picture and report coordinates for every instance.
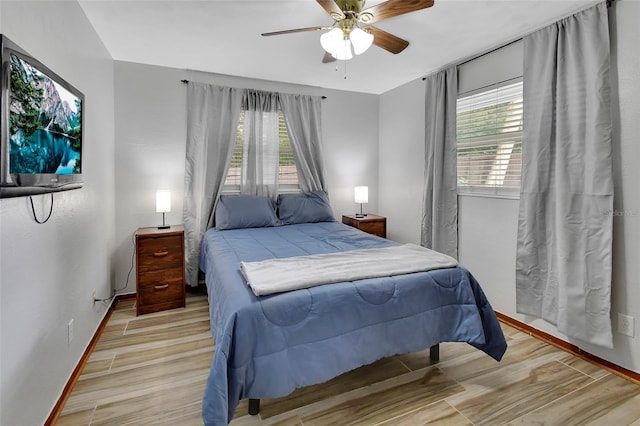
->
[516,2,613,347]
[280,93,327,192]
[240,90,281,198]
[421,66,458,258]
[183,82,242,287]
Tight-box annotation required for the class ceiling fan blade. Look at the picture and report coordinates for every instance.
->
[316,0,344,19]
[262,26,327,37]
[367,26,409,54]
[322,52,337,63]
[361,0,434,24]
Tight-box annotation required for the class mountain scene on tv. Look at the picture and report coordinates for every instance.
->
[9,53,81,175]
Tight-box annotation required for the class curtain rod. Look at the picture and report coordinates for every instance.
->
[422,0,614,81]
[180,79,327,99]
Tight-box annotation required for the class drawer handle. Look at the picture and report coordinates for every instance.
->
[154,284,169,290]
[153,250,169,257]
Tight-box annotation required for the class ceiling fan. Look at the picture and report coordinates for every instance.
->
[261,0,435,62]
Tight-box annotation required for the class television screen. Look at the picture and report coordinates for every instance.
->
[9,53,82,175]
[1,34,84,192]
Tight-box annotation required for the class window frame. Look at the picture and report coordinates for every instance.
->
[456,77,523,199]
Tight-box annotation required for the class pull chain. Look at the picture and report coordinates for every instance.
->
[334,60,348,80]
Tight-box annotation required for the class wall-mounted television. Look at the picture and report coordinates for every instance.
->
[1,34,84,198]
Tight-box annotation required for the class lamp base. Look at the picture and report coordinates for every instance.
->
[157,212,170,229]
[355,213,367,218]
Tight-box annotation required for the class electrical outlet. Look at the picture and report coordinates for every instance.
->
[618,313,635,337]
[92,290,97,306]
[68,319,74,344]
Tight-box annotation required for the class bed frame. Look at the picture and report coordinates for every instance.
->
[246,344,440,415]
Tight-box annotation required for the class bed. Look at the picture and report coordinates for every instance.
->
[200,192,507,425]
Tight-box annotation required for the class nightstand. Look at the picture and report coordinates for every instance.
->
[342,214,386,238]
[135,225,186,315]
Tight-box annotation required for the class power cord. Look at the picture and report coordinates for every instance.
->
[29,193,54,224]
[93,232,136,304]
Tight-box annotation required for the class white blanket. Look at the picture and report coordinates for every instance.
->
[240,243,458,296]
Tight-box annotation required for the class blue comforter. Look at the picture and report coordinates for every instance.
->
[200,222,506,425]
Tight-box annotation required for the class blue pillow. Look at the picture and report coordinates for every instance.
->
[215,195,278,230]
[277,191,335,224]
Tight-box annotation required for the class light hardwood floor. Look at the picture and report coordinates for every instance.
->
[57,294,640,425]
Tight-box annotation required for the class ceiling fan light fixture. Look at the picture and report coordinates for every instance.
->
[321,27,353,60]
[264,0,434,63]
[320,27,343,54]
[332,37,353,60]
[350,28,374,55]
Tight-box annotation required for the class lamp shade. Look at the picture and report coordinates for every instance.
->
[156,190,171,213]
[320,27,353,60]
[320,28,343,53]
[350,28,374,55]
[354,186,368,204]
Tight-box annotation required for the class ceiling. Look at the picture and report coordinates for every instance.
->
[78,0,600,95]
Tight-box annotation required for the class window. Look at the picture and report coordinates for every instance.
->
[456,79,523,198]
[224,110,299,192]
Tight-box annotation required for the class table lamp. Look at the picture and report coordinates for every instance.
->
[354,186,368,218]
[156,190,171,229]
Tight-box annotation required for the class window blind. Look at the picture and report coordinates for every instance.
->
[456,79,523,198]
[224,111,299,191]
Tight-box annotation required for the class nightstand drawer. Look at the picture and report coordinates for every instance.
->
[138,266,183,286]
[137,235,183,272]
[358,221,385,237]
[139,278,184,306]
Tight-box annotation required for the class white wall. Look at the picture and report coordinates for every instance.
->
[322,87,380,218]
[379,1,640,373]
[0,1,115,425]
[379,78,425,244]
[113,61,379,294]
[600,0,640,370]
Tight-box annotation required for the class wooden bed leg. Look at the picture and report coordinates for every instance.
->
[430,344,440,362]
[248,398,260,416]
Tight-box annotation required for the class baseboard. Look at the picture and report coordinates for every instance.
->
[496,311,640,385]
[44,293,135,425]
